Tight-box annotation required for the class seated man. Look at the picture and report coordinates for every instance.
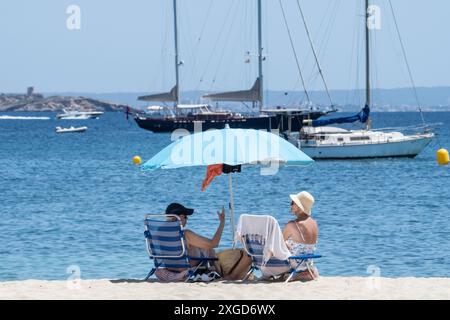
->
[158,203,251,281]
[167,202,224,265]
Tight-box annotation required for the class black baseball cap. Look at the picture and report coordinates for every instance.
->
[165,203,194,216]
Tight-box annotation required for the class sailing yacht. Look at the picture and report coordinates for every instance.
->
[134,0,327,133]
[290,123,434,159]
[289,0,434,159]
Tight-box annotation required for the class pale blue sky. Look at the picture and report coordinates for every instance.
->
[1,0,449,93]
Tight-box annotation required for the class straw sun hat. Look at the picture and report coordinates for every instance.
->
[289,191,315,216]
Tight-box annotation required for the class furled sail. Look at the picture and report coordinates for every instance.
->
[202,78,261,102]
[310,105,370,127]
[138,85,178,102]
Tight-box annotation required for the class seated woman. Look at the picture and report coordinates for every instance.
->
[258,191,319,281]
[155,202,251,281]
[283,191,319,281]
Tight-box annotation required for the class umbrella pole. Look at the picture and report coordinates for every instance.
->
[228,173,235,248]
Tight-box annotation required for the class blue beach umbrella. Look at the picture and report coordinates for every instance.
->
[141,127,313,242]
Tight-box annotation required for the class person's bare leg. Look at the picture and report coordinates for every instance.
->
[290,267,319,282]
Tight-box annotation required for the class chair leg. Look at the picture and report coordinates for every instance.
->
[144,268,156,281]
[284,270,296,283]
[186,269,196,282]
[285,260,316,283]
[192,264,202,274]
[306,263,317,281]
[242,267,254,281]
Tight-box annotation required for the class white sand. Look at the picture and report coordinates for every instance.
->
[1,277,450,300]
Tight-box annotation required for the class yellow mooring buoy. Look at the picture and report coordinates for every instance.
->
[132,155,142,165]
[436,148,449,166]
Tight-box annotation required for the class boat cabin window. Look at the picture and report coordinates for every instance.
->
[337,137,344,142]
[350,136,370,141]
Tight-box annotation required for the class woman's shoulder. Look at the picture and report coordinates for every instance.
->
[306,218,319,233]
[284,220,297,229]
[309,217,318,227]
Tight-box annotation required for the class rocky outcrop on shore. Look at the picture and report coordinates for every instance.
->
[0,93,130,112]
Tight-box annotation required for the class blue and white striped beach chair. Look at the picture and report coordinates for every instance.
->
[144,214,218,282]
[236,214,322,283]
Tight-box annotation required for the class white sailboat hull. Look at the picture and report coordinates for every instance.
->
[299,134,433,159]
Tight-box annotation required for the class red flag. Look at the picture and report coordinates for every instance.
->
[201,164,223,191]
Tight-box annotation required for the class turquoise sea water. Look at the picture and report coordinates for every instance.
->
[0,112,449,281]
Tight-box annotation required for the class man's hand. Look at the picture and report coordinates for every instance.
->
[217,206,225,225]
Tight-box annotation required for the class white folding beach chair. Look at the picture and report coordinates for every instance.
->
[236,214,321,283]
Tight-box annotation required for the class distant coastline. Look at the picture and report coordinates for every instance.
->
[0,87,130,112]
[1,86,449,112]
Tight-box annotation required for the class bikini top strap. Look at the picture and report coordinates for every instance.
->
[295,221,306,242]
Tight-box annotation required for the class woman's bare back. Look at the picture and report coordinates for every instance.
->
[284,218,318,245]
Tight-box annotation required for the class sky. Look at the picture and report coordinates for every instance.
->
[1,0,449,93]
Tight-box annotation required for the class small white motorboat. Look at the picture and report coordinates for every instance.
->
[56,109,103,120]
[55,126,87,133]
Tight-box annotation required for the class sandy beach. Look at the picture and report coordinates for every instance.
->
[1,277,449,300]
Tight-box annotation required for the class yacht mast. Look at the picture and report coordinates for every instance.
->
[257,0,263,112]
[136,1,180,105]
[365,0,371,129]
[173,0,180,107]
[201,1,265,108]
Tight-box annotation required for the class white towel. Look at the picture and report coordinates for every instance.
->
[235,214,291,265]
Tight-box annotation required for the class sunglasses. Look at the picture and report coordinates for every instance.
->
[290,201,295,206]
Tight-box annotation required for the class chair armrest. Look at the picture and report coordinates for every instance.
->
[288,254,322,260]
[188,256,219,261]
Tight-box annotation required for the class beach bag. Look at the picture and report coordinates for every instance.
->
[216,248,250,279]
